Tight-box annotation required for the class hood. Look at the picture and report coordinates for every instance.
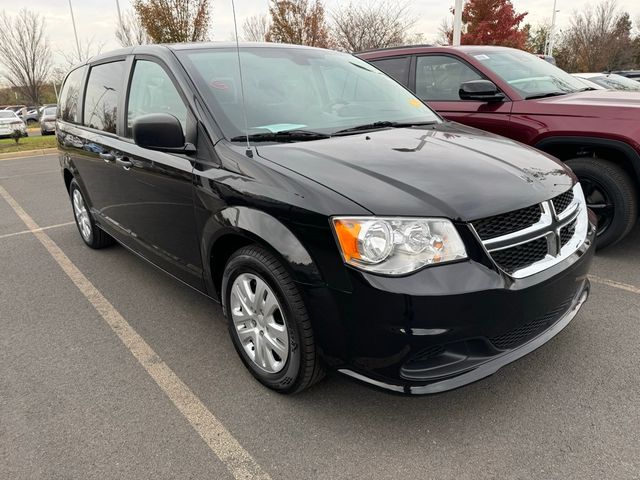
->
[256,123,574,221]
[520,90,640,119]
[41,115,56,122]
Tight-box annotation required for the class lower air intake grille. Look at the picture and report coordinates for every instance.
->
[491,237,548,274]
[490,296,574,350]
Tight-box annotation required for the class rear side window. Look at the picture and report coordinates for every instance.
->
[83,61,125,133]
[126,60,188,136]
[370,57,410,86]
[58,67,85,123]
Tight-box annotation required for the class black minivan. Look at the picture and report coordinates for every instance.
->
[57,43,596,395]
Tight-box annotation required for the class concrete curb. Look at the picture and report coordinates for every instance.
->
[0,148,58,160]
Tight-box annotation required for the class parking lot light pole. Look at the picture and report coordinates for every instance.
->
[68,0,82,62]
[453,0,464,46]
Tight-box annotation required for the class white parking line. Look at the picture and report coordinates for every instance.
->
[0,185,271,480]
[0,221,75,240]
[589,275,640,295]
[0,169,60,179]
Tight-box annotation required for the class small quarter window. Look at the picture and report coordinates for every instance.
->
[58,67,85,123]
[83,61,125,133]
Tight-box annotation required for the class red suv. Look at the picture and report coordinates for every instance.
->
[360,45,640,248]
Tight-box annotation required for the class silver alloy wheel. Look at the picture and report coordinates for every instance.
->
[230,273,289,373]
[72,188,92,242]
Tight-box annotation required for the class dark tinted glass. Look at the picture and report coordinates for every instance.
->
[127,60,187,136]
[370,56,410,85]
[83,61,125,133]
[416,55,483,100]
[58,67,85,123]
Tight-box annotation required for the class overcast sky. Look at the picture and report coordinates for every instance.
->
[2,0,640,66]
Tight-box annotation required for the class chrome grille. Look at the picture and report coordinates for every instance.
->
[552,189,574,215]
[473,204,542,240]
[471,185,588,278]
[491,237,548,274]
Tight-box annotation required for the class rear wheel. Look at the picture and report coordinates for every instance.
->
[69,179,115,249]
[566,157,638,249]
[222,245,324,394]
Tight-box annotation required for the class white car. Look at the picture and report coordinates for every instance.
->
[572,72,640,91]
[0,110,27,138]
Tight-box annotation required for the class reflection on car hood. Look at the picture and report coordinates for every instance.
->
[520,90,640,118]
[256,122,574,220]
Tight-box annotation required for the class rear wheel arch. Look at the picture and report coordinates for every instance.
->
[63,168,74,193]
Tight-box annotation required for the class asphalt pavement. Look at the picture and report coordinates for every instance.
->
[1,153,639,480]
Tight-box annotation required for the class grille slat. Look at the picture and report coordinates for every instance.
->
[491,237,548,274]
[552,190,574,215]
[473,204,542,240]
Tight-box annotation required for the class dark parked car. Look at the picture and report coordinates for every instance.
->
[57,43,595,394]
[40,106,57,135]
[360,45,640,248]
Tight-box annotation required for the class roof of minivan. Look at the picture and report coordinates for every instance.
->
[74,42,331,70]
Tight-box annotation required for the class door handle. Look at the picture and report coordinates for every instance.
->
[116,157,132,170]
[99,152,115,162]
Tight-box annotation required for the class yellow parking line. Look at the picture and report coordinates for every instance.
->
[589,275,640,295]
[0,221,75,240]
[0,185,271,480]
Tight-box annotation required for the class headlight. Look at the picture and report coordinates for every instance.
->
[332,217,467,275]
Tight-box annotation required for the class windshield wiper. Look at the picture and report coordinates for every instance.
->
[229,130,330,143]
[332,121,437,136]
[524,91,570,100]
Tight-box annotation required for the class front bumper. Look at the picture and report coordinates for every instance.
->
[307,219,596,394]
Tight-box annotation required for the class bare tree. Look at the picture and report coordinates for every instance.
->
[133,0,211,43]
[116,8,151,46]
[0,9,52,106]
[331,1,416,52]
[267,0,332,48]
[58,36,106,68]
[555,0,634,72]
[243,14,270,42]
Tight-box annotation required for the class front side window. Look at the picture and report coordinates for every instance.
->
[127,60,188,136]
[416,55,483,101]
[177,47,439,140]
[83,61,125,133]
[58,67,85,123]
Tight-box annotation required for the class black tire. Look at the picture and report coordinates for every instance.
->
[566,157,638,249]
[69,179,115,249]
[222,245,324,394]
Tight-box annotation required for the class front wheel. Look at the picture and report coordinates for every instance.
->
[222,245,324,394]
[69,179,115,249]
[566,157,638,249]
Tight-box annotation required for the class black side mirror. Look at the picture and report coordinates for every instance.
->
[459,80,505,102]
[132,113,195,154]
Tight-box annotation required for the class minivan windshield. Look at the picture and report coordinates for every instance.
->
[470,49,589,99]
[177,46,440,141]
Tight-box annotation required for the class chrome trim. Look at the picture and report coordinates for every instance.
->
[471,184,589,279]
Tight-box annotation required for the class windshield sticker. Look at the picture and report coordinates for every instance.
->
[409,98,423,107]
[474,54,490,60]
[255,124,308,133]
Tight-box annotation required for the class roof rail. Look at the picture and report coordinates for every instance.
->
[355,44,436,54]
